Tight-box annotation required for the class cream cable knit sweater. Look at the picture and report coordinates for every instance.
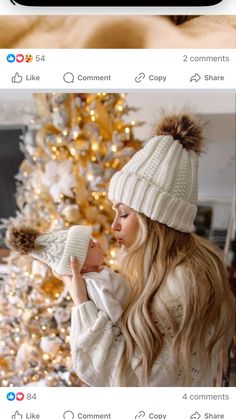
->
[0,16,235,49]
[69,268,218,387]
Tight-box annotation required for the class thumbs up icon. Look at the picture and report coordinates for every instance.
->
[11,72,23,83]
[12,411,23,419]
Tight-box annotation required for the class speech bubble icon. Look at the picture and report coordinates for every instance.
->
[63,72,74,83]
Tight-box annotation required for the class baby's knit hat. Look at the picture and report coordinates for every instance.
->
[5,224,92,275]
[108,113,204,233]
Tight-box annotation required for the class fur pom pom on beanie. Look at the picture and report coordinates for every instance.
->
[108,113,204,233]
[5,224,92,275]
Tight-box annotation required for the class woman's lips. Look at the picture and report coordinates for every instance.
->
[117,238,123,245]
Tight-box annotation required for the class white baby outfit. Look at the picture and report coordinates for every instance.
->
[83,267,130,324]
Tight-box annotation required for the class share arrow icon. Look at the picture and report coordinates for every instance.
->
[190,412,201,419]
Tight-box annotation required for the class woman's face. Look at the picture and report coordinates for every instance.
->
[111,202,139,248]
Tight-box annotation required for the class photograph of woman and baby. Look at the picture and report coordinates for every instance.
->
[4,105,235,388]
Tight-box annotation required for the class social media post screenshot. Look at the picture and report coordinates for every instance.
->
[0,50,235,418]
[0,2,235,419]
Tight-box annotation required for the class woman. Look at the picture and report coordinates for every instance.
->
[62,113,235,387]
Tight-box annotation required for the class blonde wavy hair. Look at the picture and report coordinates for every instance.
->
[116,213,235,386]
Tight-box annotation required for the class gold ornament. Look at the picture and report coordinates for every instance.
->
[74,177,89,203]
[83,205,99,223]
[0,357,10,371]
[62,204,80,223]
[36,126,59,148]
[40,276,64,299]
[95,101,113,140]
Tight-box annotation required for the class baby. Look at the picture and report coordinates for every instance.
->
[5,224,129,323]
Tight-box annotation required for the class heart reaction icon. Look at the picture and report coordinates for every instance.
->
[16,392,24,401]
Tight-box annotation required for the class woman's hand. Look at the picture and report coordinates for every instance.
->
[53,256,89,306]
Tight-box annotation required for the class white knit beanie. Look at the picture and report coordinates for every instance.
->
[5,224,92,275]
[108,113,204,233]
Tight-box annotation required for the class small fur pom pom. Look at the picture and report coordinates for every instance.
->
[155,113,204,154]
[5,224,39,255]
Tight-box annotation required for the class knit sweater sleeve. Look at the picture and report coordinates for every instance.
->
[70,301,135,387]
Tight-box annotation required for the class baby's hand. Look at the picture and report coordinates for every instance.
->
[53,258,89,306]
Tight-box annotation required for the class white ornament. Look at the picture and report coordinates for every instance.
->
[40,160,77,202]
[15,343,38,370]
[40,336,62,357]
[61,204,80,223]
[54,307,71,325]
[32,260,48,277]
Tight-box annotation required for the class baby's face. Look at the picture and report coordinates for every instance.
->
[82,239,105,272]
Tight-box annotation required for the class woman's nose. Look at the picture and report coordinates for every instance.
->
[111,217,121,231]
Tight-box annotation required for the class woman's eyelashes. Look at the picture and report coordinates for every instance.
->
[120,214,129,219]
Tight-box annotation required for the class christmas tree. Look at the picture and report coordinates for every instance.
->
[0,93,142,386]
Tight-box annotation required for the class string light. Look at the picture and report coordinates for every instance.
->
[70,147,76,156]
[56,137,63,144]
[91,143,98,151]
[87,173,94,181]
[110,250,116,257]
